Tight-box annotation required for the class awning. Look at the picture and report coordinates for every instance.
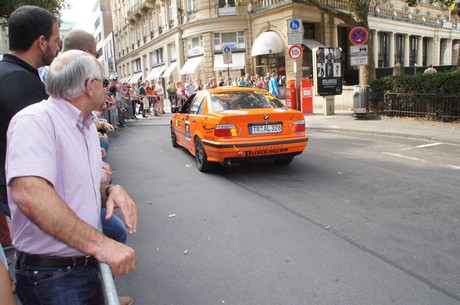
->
[152,65,166,80]
[128,72,142,84]
[162,62,177,78]
[251,31,284,56]
[145,68,159,81]
[303,39,325,50]
[180,56,203,75]
[124,75,133,84]
[119,76,128,83]
[214,53,246,70]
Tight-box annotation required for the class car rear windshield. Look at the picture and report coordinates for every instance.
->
[210,91,285,111]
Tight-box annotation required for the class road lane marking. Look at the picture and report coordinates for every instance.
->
[383,152,460,171]
[401,142,442,151]
[416,143,442,148]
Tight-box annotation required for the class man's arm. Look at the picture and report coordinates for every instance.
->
[11,176,136,275]
[101,183,138,235]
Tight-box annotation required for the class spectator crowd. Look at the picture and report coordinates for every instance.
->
[0,6,287,304]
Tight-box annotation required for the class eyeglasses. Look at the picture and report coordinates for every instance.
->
[84,77,103,87]
[85,49,101,59]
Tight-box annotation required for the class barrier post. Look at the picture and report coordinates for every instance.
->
[99,262,121,305]
[98,226,120,305]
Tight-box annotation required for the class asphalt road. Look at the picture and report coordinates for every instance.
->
[107,118,460,305]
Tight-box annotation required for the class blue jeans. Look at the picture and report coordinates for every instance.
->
[101,208,127,244]
[100,139,110,162]
[15,257,105,305]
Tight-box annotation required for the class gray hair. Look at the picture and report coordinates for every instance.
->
[46,51,102,100]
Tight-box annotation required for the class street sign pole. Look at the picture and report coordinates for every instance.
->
[349,26,369,118]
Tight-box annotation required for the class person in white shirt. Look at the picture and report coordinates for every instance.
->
[155,79,165,115]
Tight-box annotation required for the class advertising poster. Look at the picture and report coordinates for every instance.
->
[313,47,343,96]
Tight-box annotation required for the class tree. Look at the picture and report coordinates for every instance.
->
[303,0,455,85]
[0,0,69,26]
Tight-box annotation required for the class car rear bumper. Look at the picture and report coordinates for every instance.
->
[202,137,308,162]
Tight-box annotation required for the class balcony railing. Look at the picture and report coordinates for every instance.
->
[249,0,450,28]
[218,5,236,16]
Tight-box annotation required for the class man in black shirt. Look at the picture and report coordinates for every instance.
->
[0,6,60,219]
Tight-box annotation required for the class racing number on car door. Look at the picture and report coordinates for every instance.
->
[183,95,205,150]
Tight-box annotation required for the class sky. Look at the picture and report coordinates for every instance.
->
[61,0,97,32]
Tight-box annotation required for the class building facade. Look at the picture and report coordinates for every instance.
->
[111,0,460,85]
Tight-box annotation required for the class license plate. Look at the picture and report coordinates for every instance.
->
[250,124,282,134]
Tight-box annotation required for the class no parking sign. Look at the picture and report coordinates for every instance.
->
[349,27,368,45]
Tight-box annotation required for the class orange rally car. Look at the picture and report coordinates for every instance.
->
[170,86,308,171]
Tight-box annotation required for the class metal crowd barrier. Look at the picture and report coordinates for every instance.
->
[99,261,120,305]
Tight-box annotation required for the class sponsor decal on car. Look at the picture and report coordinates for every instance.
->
[245,147,288,156]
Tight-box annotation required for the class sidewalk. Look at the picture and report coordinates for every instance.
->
[304,110,460,145]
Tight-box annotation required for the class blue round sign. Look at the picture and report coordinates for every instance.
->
[289,19,301,31]
[223,46,231,53]
[349,27,368,45]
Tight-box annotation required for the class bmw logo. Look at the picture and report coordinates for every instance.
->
[263,115,269,120]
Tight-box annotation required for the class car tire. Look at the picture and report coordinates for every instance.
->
[195,138,214,172]
[273,156,294,165]
[171,126,179,148]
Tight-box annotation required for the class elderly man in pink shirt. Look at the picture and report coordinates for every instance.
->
[6,50,137,305]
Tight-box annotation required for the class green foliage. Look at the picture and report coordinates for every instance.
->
[406,0,455,7]
[0,0,69,26]
[369,69,460,95]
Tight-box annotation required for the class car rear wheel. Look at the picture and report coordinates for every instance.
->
[171,126,179,148]
[195,138,214,172]
[273,156,294,165]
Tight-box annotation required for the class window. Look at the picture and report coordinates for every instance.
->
[218,0,236,15]
[302,22,315,39]
[135,58,141,72]
[187,0,196,20]
[189,94,204,115]
[378,32,389,67]
[188,35,203,55]
[154,48,164,65]
[150,11,155,33]
[214,31,244,51]
[159,4,165,27]
[169,43,177,61]
[409,36,417,66]
[395,34,404,66]
[169,0,176,27]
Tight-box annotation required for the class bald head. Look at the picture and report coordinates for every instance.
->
[62,29,96,53]
[47,50,102,100]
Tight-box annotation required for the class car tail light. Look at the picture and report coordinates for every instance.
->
[292,120,305,132]
[215,124,238,137]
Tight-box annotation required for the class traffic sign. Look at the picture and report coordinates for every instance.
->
[349,44,368,66]
[349,27,368,45]
[223,45,232,65]
[287,19,303,45]
[288,19,302,33]
[288,45,303,60]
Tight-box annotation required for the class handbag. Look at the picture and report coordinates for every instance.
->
[142,97,149,109]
